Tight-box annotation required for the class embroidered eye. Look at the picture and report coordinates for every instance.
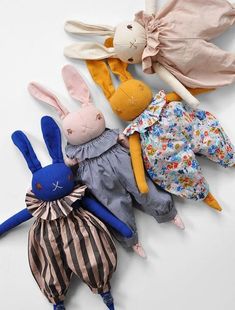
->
[128,57,134,62]
[36,183,43,190]
[67,129,73,135]
[96,113,102,120]
[127,24,133,30]
[68,174,73,181]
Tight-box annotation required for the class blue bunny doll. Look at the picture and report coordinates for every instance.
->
[0,116,133,310]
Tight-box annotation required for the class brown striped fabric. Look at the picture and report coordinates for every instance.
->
[25,185,87,220]
[26,188,117,305]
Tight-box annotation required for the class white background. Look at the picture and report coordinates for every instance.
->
[0,0,235,309]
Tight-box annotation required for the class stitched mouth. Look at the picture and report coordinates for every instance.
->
[52,181,63,191]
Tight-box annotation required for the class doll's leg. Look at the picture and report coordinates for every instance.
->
[54,302,65,310]
[193,110,235,168]
[144,136,222,211]
[28,224,73,306]
[65,214,117,308]
[168,40,235,89]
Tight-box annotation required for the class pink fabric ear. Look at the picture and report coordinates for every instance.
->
[62,65,92,107]
[28,83,69,119]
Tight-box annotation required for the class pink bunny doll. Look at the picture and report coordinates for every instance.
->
[28,64,185,258]
[64,0,235,109]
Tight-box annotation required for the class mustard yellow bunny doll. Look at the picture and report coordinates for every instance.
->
[86,38,235,212]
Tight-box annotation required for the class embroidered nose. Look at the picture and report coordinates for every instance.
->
[52,181,63,191]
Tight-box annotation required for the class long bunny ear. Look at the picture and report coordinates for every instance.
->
[28,83,69,119]
[62,64,92,106]
[86,37,132,98]
[105,38,133,82]
[65,20,115,36]
[86,58,115,99]
[12,131,42,173]
[41,116,64,164]
[64,42,116,60]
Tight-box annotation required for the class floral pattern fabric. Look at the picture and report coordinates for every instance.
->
[123,91,235,201]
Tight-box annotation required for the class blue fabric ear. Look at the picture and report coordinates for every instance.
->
[12,131,42,173]
[41,116,64,163]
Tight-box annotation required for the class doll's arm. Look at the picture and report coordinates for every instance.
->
[166,88,214,103]
[129,132,149,194]
[74,197,133,238]
[153,63,200,108]
[64,156,78,167]
[145,0,156,14]
[118,133,129,148]
[0,208,32,236]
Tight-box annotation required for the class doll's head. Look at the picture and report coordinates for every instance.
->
[63,17,146,65]
[28,65,106,146]
[86,38,153,122]
[12,116,75,201]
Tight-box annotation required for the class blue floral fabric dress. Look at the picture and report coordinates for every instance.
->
[123,91,235,201]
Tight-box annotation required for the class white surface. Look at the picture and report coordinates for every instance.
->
[0,0,235,309]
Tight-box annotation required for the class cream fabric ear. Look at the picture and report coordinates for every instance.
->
[62,65,92,107]
[28,83,69,119]
[64,42,117,60]
[65,20,115,36]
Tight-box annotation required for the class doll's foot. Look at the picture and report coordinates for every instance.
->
[100,292,115,310]
[171,214,185,230]
[132,243,147,258]
[204,192,222,212]
[53,302,65,310]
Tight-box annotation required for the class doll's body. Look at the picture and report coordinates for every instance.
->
[0,116,124,310]
[123,90,235,201]
[66,128,178,248]
[26,185,117,307]
[86,44,234,211]
[133,0,235,88]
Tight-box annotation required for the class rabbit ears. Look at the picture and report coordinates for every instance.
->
[86,38,133,99]
[12,116,64,173]
[64,20,117,60]
[28,65,93,119]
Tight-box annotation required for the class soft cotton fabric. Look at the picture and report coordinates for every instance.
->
[135,0,235,88]
[65,129,176,247]
[124,91,235,201]
[26,186,117,304]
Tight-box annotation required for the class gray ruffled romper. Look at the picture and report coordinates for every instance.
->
[66,129,177,247]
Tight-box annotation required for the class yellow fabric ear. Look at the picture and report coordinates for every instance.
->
[86,59,115,99]
[104,38,133,82]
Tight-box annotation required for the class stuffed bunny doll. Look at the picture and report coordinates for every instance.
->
[0,116,121,310]
[28,65,185,258]
[86,38,235,212]
[64,0,235,109]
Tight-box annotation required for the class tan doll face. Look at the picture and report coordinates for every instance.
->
[113,21,146,64]
[62,107,106,145]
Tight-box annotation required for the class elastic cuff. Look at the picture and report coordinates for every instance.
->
[155,206,177,223]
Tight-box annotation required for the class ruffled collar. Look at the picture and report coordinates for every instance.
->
[123,90,167,135]
[65,129,119,161]
[135,11,161,73]
[25,185,87,220]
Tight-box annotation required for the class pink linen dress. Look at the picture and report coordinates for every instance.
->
[135,0,235,88]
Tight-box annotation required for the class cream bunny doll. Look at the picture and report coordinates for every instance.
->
[64,0,235,109]
[28,64,185,258]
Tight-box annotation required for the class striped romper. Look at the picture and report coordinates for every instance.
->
[25,185,117,304]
